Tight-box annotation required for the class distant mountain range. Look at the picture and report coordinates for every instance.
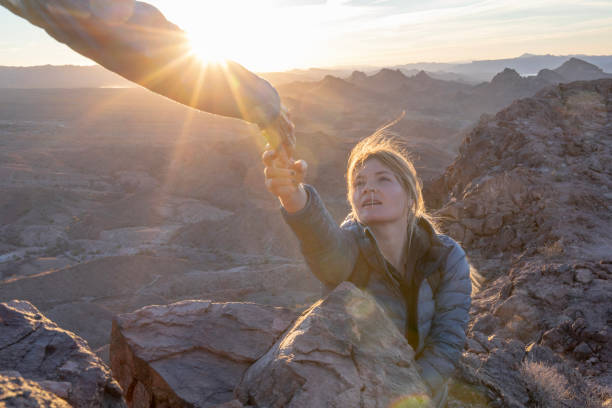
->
[391,53,612,82]
[1,53,610,89]
[278,57,612,131]
[263,53,612,85]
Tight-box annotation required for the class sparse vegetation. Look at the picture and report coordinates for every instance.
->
[585,380,612,408]
[520,360,571,407]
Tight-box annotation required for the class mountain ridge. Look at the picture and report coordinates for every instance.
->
[2,54,611,88]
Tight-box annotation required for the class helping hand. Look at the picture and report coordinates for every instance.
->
[262,145,308,213]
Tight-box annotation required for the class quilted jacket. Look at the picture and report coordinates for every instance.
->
[282,184,472,395]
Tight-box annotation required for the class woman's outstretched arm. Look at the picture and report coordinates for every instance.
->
[263,148,358,286]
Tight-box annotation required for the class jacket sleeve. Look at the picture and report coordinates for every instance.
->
[281,184,359,286]
[416,239,472,393]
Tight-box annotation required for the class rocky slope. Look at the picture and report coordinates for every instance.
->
[0,300,126,407]
[236,282,430,407]
[0,373,71,408]
[425,79,612,407]
[111,283,432,408]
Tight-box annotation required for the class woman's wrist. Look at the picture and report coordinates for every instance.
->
[280,184,308,213]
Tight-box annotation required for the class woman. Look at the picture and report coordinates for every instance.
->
[262,129,472,408]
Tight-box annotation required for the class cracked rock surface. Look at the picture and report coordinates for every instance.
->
[0,300,126,407]
[110,299,297,408]
[425,79,612,407]
[236,282,431,408]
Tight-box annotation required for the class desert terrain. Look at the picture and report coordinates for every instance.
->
[1,57,610,406]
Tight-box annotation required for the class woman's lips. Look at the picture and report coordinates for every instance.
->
[362,200,382,208]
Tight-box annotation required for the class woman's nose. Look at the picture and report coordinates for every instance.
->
[362,183,377,194]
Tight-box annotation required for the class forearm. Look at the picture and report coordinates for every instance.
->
[279,184,308,213]
[282,184,358,285]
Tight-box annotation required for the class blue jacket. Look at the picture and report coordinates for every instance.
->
[282,184,472,394]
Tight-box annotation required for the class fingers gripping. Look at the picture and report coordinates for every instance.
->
[262,146,307,199]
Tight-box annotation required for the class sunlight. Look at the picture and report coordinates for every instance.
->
[155,1,322,72]
[187,31,228,66]
[182,2,291,71]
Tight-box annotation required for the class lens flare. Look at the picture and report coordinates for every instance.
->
[388,393,431,408]
[187,32,227,65]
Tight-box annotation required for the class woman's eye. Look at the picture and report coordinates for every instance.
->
[354,181,365,187]
[379,177,391,182]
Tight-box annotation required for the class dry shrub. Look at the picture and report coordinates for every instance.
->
[520,360,571,407]
[585,380,612,408]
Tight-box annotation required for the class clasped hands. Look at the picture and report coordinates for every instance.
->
[262,145,308,213]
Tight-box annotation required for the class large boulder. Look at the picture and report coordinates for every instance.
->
[110,300,297,407]
[110,283,433,408]
[236,282,432,408]
[0,300,126,408]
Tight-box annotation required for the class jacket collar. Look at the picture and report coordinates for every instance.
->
[342,214,436,266]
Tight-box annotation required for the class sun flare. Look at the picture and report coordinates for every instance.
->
[159,1,317,72]
[187,33,227,65]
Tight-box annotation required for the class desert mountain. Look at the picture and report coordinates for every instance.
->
[424,79,612,407]
[444,53,612,82]
[281,58,611,128]
[263,54,612,85]
[554,57,612,82]
[346,68,470,102]
[535,68,566,84]
[3,54,611,89]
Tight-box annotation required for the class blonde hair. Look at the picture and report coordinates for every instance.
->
[346,115,438,248]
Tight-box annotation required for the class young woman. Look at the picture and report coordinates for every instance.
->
[262,131,472,408]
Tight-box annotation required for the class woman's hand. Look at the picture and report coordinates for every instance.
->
[262,146,308,213]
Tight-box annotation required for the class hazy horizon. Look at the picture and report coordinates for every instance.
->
[1,1,611,72]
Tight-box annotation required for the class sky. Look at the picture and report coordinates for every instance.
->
[1,0,611,72]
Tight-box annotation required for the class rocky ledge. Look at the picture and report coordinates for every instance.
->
[425,79,612,407]
[0,300,126,407]
[111,282,432,408]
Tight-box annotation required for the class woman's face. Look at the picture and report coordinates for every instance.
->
[351,158,411,226]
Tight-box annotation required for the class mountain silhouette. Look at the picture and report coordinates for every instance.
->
[554,57,612,82]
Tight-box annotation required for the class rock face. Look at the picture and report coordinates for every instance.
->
[110,284,432,408]
[237,282,431,408]
[0,300,126,408]
[427,79,612,266]
[0,373,71,408]
[425,79,612,407]
[110,300,298,407]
